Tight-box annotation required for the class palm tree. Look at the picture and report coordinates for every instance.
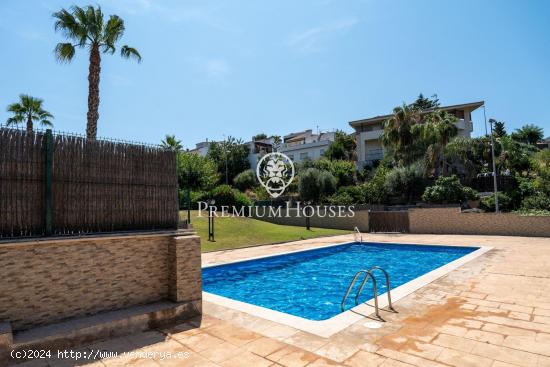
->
[381,104,422,165]
[53,5,141,140]
[420,110,458,176]
[6,95,54,132]
[161,135,183,152]
[512,124,544,145]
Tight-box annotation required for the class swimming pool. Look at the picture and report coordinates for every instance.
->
[202,242,479,321]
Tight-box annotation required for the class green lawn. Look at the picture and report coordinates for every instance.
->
[181,211,350,252]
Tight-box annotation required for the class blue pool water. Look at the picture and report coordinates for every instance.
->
[202,242,477,320]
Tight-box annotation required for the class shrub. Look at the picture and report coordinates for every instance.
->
[514,209,550,216]
[233,169,257,191]
[326,192,355,205]
[178,190,208,209]
[211,184,253,209]
[336,186,365,204]
[463,186,480,201]
[422,175,479,204]
[364,165,389,204]
[385,161,426,203]
[318,170,337,197]
[314,158,356,187]
[521,192,550,211]
[480,192,512,212]
[298,168,337,203]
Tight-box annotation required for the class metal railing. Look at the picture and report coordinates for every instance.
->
[341,270,379,318]
[341,266,396,320]
[354,227,363,243]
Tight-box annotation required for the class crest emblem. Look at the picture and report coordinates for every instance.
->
[256,152,295,198]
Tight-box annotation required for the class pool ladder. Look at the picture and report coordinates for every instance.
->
[340,266,396,320]
[353,227,363,243]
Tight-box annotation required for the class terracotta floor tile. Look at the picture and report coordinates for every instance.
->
[314,341,359,363]
[283,331,329,353]
[197,341,241,363]
[220,351,272,367]
[244,337,287,357]
[436,348,492,367]
[344,350,386,367]
[178,333,226,353]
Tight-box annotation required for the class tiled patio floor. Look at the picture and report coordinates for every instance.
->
[17,233,550,367]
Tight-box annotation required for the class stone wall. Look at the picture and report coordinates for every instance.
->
[409,207,550,237]
[252,207,369,232]
[0,232,201,331]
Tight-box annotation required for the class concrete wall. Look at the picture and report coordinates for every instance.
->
[253,207,369,232]
[0,232,201,331]
[410,207,550,237]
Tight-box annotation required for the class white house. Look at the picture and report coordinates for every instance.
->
[188,137,273,171]
[278,129,335,163]
[349,101,484,168]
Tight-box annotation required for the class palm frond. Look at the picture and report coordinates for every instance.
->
[38,110,54,119]
[40,119,54,127]
[103,15,125,48]
[6,116,24,126]
[87,5,104,39]
[53,8,88,46]
[54,43,76,62]
[7,102,24,114]
[120,45,142,62]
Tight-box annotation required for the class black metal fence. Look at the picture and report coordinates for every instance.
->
[0,127,178,238]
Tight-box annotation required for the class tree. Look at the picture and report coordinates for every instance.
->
[6,95,54,132]
[207,136,250,185]
[511,124,544,145]
[323,130,357,161]
[252,133,268,141]
[177,152,219,192]
[382,104,423,165]
[490,119,507,137]
[271,135,282,150]
[298,168,336,203]
[53,5,141,139]
[444,137,480,179]
[363,165,390,204]
[418,110,458,176]
[161,135,182,152]
[314,158,356,187]
[497,136,537,173]
[233,169,257,191]
[409,93,440,110]
[384,161,426,203]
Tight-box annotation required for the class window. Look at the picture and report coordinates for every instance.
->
[300,152,309,160]
[287,154,294,160]
[320,149,325,155]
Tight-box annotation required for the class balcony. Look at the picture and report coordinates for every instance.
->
[363,129,383,141]
[455,118,473,132]
[365,148,384,162]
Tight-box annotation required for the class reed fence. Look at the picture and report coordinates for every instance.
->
[0,127,178,238]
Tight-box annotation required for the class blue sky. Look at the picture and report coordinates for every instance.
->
[1,0,549,148]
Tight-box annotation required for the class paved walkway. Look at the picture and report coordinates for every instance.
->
[18,234,550,367]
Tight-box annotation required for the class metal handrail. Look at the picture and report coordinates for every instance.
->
[353,226,362,243]
[368,266,395,312]
[340,270,380,319]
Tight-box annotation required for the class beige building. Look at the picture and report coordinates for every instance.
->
[279,129,336,163]
[349,101,484,167]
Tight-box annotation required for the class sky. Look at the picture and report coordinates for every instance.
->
[1,0,549,148]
